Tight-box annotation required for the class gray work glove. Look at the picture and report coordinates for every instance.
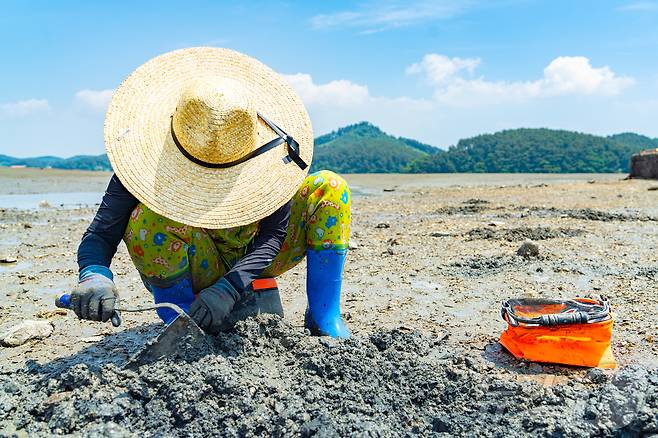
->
[71,274,118,322]
[190,277,240,335]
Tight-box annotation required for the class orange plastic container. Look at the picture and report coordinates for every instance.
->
[499,297,616,369]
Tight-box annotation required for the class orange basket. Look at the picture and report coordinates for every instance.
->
[499,297,616,368]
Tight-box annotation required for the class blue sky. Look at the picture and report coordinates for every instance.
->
[2,0,658,157]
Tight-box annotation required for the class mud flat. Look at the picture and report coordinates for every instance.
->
[1,169,657,435]
[1,316,657,437]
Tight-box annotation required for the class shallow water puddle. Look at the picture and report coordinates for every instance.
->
[0,261,32,273]
[0,192,104,210]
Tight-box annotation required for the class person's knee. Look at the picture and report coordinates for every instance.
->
[307,170,350,205]
[310,170,349,190]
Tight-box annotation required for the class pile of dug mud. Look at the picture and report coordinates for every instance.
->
[1,316,657,437]
[465,226,585,241]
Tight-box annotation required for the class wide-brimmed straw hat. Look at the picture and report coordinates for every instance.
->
[104,47,313,229]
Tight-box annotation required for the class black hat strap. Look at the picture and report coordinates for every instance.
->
[171,113,308,170]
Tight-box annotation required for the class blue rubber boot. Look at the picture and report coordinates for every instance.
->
[145,276,196,324]
[305,249,351,339]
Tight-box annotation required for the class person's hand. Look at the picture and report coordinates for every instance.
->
[71,274,118,322]
[190,277,240,334]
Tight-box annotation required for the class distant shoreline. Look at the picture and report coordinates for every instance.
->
[0,167,628,198]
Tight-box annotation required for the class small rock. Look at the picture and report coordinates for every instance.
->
[34,309,67,319]
[80,335,104,343]
[516,240,540,258]
[648,186,658,191]
[430,232,451,237]
[348,240,359,250]
[0,320,54,347]
[0,256,17,264]
[38,200,51,208]
[382,188,396,192]
[585,368,609,384]
[375,223,390,229]
[488,221,506,227]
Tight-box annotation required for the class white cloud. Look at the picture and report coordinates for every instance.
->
[407,54,634,105]
[280,55,641,148]
[310,0,474,33]
[283,73,371,106]
[283,72,433,137]
[618,1,658,11]
[0,98,50,117]
[75,89,115,111]
[541,56,634,95]
[406,54,481,86]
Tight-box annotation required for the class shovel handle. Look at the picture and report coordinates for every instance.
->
[55,293,72,309]
[55,293,122,327]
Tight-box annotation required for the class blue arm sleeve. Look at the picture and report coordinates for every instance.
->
[77,174,139,271]
[224,200,291,292]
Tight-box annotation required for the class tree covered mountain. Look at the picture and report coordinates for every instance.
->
[311,122,436,173]
[407,128,653,173]
[607,133,658,150]
[2,124,655,174]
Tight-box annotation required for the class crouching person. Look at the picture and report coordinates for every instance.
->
[71,48,351,338]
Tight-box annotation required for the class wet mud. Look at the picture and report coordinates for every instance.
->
[465,226,586,241]
[1,170,658,436]
[1,316,656,437]
[517,206,658,222]
[435,205,488,215]
[445,254,555,278]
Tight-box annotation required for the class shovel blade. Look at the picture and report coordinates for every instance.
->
[125,313,207,369]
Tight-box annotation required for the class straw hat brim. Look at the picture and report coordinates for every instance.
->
[104,47,313,229]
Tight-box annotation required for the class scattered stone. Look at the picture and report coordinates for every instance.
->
[382,188,396,192]
[430,231,452,237]
[487,221,506,227]
[0,320,54,347]
[517,239,540,258]
[0,256,17,264]
[38,200,51,209]
[348,240,359,250]
[648,186,658,191]
[375,223,390,229]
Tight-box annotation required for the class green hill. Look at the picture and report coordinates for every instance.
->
[1,125,656,174]
[407,128,655,173]
[607,133,658,150]
[311,122,436,173]
[0,154,111,171]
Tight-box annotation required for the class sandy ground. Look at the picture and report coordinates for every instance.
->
[0,168,657,434]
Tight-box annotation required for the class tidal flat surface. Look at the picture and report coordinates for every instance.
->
[0,168,656,436]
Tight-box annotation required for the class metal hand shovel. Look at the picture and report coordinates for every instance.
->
[55,293,207,368]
